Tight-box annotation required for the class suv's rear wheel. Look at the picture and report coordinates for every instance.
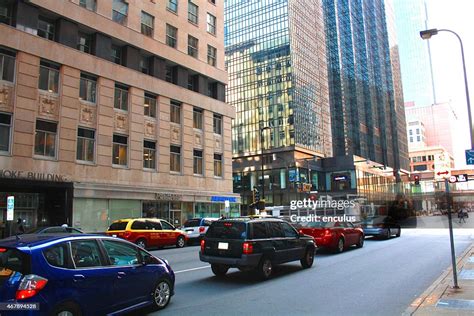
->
[152,279,172,310]
[211,264,229,277]
[257,257,273,280]
[300,247,315,268]
[136,238,147,249]
[176,236,186,248]
[384,228,391,239]
[53,302,82,316]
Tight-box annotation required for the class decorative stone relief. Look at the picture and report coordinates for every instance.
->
[144,120,156,138]
[0,82,14,112]
[194,131,203,148]
[114,111,129,132]
[79,103,96,126]
[215,135,223,152]
[170,124,181,144]
[38,91,59,119]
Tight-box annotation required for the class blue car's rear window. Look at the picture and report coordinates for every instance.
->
[0,248,30,277]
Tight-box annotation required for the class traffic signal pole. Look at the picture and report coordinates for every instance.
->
[445,179,459,289]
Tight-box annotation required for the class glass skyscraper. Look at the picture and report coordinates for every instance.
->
[323,0,409,172]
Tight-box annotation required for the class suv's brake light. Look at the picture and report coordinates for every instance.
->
[123,231,132,239]
[16,275,48,300]
[199,226,205,233]
[0,248,6,253]
[200,239,205,252]
[243,242,253,254]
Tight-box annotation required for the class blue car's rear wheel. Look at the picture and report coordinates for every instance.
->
[52,302,81,316]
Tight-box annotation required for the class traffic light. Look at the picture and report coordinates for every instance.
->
[414,174,420,186]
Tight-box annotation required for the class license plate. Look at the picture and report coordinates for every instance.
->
[187,231,193,234]
[112,234,117,237]
[218,242,229,250]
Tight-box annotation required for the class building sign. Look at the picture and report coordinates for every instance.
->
[7,196,14,221]
[448,174,469,183]
[333,175,348,182]
[0,169,68,182]
[211,196,237,203]
[155,193,182,201]
[433,153,451,180]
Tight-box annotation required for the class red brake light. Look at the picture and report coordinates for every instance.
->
[0,248,6,253]
[16,275,48,300]
[224,223,232,227]
[123,231,132,239]
[199,226,205,233]
[243,242,253,254]
[324,229,332,236]
[200,239,205,252]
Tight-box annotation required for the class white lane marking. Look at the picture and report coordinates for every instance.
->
[175,266,210,274]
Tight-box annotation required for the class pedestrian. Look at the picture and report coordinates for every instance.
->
[16,218,25,234]
[458,209,467,223]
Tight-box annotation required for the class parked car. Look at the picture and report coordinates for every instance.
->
[199,218,316,280]
[26,226,84,234]
[298,221,364,253]
[182,218,219,244]
[361,216,401,239]
[106,218,188,249]
[0,234,175,315]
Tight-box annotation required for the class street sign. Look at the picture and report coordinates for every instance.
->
[7,196,14,221]
[448,174,469,183]
[466,149,474,165]
[434,152,451,180]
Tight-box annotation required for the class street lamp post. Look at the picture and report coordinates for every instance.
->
[420,28,473,150]
[420,28,469,289]
[260,126,271,202]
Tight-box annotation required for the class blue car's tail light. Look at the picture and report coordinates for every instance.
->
[16,274,48,300]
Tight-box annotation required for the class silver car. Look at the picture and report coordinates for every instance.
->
[182,218,219,243]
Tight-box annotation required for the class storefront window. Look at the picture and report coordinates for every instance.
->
[143,201,169,219]
[109,200,140,223]
[73,198,108,233]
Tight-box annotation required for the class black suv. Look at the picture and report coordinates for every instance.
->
[199,218,316,280]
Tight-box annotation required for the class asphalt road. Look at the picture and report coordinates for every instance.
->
[144,229,474,316]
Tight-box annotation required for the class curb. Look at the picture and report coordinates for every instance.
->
[403,242,474,316]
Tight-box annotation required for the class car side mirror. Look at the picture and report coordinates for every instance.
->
[143,254,153,265]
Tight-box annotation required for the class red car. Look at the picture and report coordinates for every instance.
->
[298,221,364,253]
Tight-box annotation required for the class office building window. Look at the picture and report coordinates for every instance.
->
[114,84,128,111]
[188,74,198,91]
[208,82,217,98]
[76,128,95,162]
[213,114,222,134]
[167,0,178,13]
[38,60,60,93]
[77,32,92,53]
[79,0,96,11]
[140,55,150,75]
[170,100,181,124]
[37,16,55,40]
[79,73,97,103]
[112,134,128,166]
[207,13,216,35]
[34,120,57,158]
[170,145,181,172]
[111,45,122,65]
[209,0,215,4]
[0,0,14,26]
[193,107,203,129]
[214,153,222,177]
[0,48,15,82]
[188,1,198,24]
[188,35,198,58]
[143,140,156,169]
[112,0,128,25]
[166,24,177,48]
[207,45,216,66]
[165,65,177,84]
[0,113,11,153]
[144,93,157,118]
[193,149,203,175]
[141,11,154,37]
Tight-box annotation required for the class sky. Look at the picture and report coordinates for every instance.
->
[421,0,474,168]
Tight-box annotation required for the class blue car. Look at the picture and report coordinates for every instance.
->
[0,234,175,315]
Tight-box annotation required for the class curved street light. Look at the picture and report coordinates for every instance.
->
[420,28,473,150]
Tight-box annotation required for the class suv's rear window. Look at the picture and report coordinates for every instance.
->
[206,221,246,239]
[183,219,201,227]
[0,248,30,277]
[109,222,128,231]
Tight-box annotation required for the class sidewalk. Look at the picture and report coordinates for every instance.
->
[404,240,474,315]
